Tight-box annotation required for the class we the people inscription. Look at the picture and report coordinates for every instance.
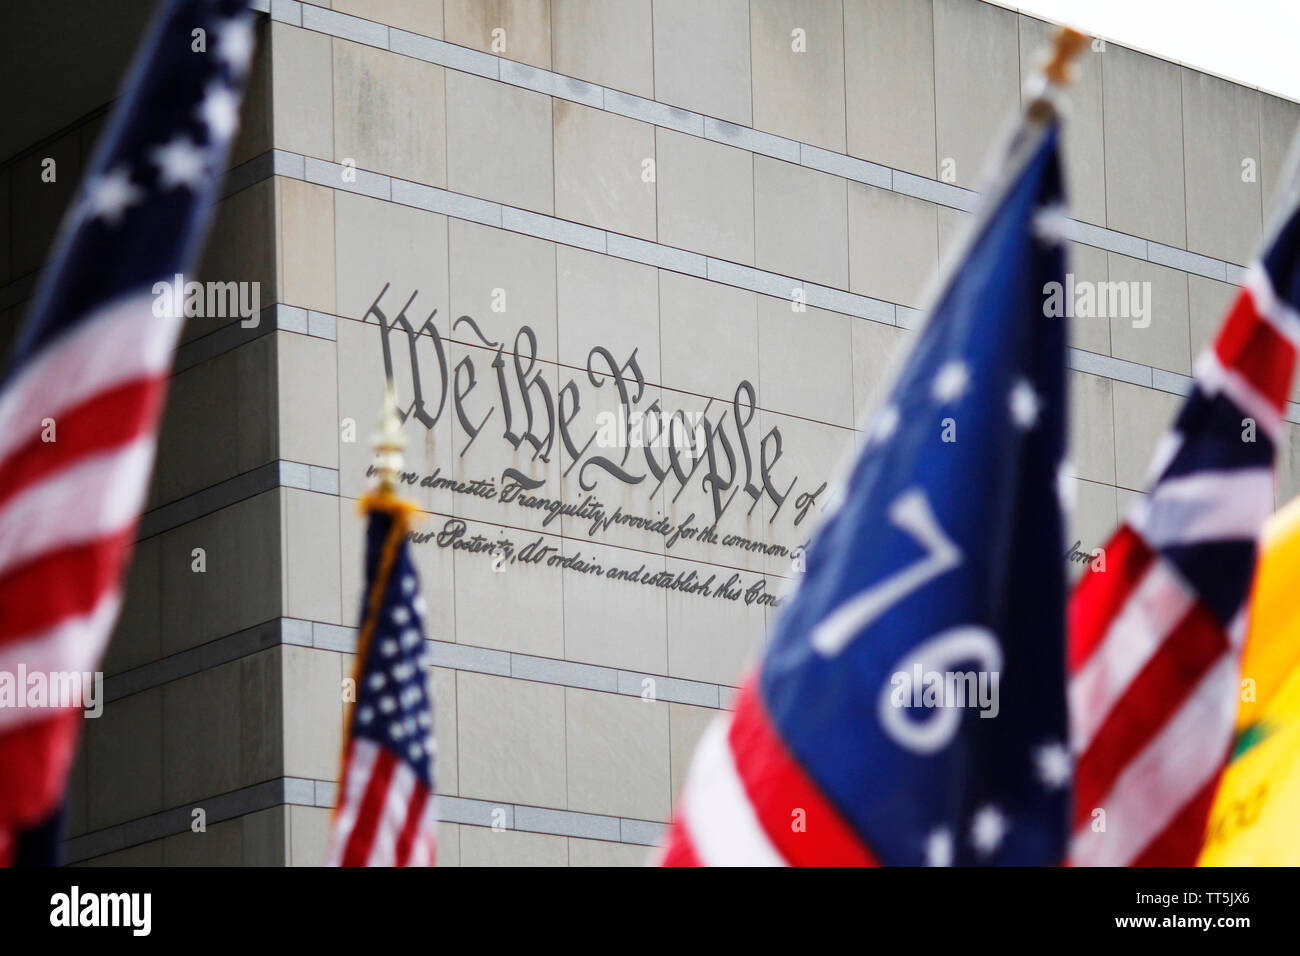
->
[363,282,837,605]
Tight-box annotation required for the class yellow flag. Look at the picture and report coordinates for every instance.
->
[1199,495,1300,865]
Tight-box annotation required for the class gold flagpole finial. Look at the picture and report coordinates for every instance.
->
[372,381,406,494]
[1043,26,1089,87]
[1025,25,1089,121]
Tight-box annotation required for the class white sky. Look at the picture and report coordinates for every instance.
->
[991,0,1300,101]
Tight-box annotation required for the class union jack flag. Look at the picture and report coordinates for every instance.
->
[1067,159,1300,867]
[660,96,1073,866]
[0,0,255,865]
[327,494,437,867]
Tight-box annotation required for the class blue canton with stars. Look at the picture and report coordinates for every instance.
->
[5,0,256,378]
[759,119,1071,866]
[350,508,435,789]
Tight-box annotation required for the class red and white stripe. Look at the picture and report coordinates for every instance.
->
[1067,264,1297,866]
[658,680,878,866]
[0,292,181,841]
[326,738,437,867]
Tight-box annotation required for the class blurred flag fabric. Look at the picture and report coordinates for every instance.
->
[1198,496,1300,865]
[0,0,256,865]
[659,89,1073,866]
[326,486,437,867]
[1067,151,1300,866]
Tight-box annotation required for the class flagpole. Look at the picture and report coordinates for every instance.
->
[327,382,440,865]
[334,384,417,789]
[357,381,415,654]
[371,381,406,498]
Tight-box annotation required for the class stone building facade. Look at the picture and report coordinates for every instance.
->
[1,0,1297,865]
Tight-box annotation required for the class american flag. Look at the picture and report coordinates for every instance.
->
[327,495,437,867]
[0,0,255,865]
[660,97,1073,866]
[1067,165,1300,867]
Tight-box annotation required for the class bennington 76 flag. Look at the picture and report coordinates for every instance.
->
[660,98,1074,866]
[327,486,438,867]
[0,0,255,864]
